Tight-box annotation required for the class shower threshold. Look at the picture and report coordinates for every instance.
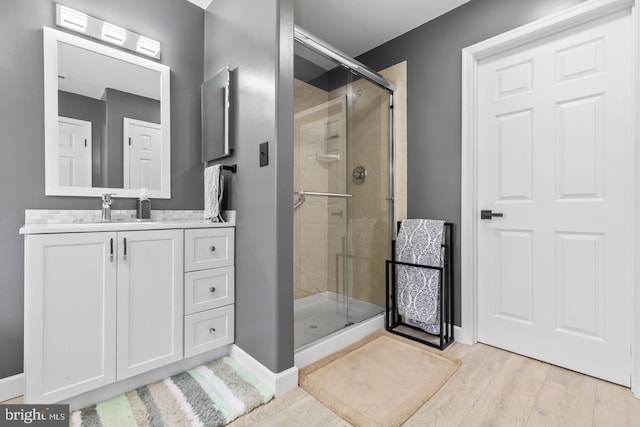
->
[294,291,384,349]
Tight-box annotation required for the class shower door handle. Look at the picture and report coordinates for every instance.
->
[296,190,353,198]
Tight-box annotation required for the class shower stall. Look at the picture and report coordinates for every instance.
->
[293,27,394,350]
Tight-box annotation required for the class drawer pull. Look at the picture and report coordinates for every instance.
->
[209,327,216,333]
[209,286,216,293]
[210,246,216,252]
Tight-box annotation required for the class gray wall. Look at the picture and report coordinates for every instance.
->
[58,90,105,186]
[0,0,204,379]
[204,0,295,373]
[103,88,161,188]
[357,0,588,325]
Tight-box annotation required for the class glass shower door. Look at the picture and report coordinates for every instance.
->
[342,72,391,327]
[293,49,352,347]
[293,42,392,349]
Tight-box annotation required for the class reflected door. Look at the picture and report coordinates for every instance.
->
[124,118,162,190]
[57,116,92,187]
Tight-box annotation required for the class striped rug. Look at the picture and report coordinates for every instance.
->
[70,357,273,427]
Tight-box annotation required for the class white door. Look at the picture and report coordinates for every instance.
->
[116,229,183,380]
[123,118,162,190]
[24,232,117,403]
[57,116,92,187]
[477,12,633,385]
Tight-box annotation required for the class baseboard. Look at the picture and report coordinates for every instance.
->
[0,374,24,402]
[294,314,384,369]
[63,346,231,410]
[454,325,467,343]
[229,345,298,396]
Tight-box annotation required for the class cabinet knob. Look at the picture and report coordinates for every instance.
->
[209,286,216,293]
[209,246,216,252]
[209,328,216,333]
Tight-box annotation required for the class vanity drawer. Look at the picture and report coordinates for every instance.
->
[185,228,234,271]
[184,305,234,358]
[185,266,234,315]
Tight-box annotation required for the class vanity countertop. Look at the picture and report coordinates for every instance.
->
[20,209,235,235]
[20,219,234,235]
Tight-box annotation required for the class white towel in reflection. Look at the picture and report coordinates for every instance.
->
[396,219,445,334]
[204,164,224,222]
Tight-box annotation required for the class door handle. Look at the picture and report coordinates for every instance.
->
[481,210,504,220]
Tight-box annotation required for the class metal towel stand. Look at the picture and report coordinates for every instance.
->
[385,222,455,350]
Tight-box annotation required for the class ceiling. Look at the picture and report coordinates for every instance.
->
[187,0,472,57]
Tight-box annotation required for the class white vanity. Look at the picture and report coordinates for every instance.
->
[21,216,235,405]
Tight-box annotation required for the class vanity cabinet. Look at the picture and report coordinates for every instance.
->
[24,229,183,403]
[183,228,235,357]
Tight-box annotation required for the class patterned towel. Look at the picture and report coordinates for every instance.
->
[204,164,224,222]
[396,219,445,335]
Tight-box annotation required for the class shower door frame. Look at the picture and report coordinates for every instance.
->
[294,25,397,344]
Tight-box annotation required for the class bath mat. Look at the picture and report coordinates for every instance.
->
[299,330,460,427]
[70,357,273,427]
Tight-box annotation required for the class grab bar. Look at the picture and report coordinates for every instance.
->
[293,190,353,210]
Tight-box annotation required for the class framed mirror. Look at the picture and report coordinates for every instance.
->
[43,27,171,198]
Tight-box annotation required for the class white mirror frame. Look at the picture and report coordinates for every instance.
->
[43,27,171,198]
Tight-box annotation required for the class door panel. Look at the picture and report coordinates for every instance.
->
[57,116,91,187]
[477,12,632,385]
[124,118,162,190]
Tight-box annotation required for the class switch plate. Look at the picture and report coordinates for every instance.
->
[259,141,269,167]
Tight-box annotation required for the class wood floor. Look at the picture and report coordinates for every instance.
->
[229,342,640,427]
[4,343,639,426]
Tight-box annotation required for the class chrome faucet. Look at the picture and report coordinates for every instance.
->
[101,193,115,222]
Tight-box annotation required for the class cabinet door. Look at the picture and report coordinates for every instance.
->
[116,229,183,380]
[24,232,117,403]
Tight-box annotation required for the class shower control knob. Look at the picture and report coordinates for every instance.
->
[352,165,367,184]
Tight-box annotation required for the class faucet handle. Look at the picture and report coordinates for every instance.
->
[101,193,115,204]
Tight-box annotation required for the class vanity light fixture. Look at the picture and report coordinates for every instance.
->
[136,36,161,58]
[56,5,87,33]
[55,3,161,60]
[101,22,127,46]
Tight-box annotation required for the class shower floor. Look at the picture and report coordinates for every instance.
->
[294,291,384,349]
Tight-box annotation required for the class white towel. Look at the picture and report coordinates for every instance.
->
[395,219,445,335]
[204,164,224,222]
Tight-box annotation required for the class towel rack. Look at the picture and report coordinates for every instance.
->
[221,165,237,173]
[385,222,454,351]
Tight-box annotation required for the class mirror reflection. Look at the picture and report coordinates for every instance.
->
[57,41,161,190]
[44,27,171,198]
